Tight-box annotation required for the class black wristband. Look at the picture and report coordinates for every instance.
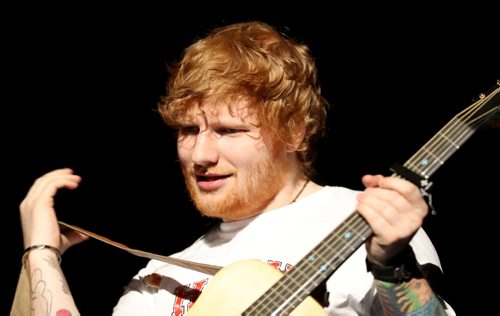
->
[366,246,422,283]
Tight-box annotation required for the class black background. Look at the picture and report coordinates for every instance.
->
[3,5,499,315]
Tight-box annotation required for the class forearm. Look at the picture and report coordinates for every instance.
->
[25,249,79,316]
[374,278,446,316]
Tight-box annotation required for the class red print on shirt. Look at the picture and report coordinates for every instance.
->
[267,260,293,273]
[171,278,209,316]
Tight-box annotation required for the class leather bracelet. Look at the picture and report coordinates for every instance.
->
[366,246,422,283]
[22,244,62,266]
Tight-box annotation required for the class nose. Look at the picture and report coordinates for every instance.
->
[191,130,219,166]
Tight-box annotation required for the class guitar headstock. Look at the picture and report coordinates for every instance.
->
[473,79,500,130]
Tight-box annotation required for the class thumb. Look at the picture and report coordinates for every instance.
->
[361,174,384,188]
[61,230,90,254]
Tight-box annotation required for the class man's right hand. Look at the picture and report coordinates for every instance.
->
[20,168,88,254]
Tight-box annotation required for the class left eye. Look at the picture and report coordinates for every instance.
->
[217,128,240,134]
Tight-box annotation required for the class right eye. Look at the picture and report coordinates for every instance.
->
[179,126,199,135]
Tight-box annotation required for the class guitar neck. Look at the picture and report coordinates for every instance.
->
[243,82,500,315]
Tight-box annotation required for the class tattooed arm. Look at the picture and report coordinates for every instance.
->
[19,168,88,316]
[24,250,78,316]
[375,278,446,316]
[357,175,451,315]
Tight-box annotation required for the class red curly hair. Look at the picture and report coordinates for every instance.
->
[158,21,329,177]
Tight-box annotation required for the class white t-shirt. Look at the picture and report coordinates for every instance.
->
[113,186,455,315]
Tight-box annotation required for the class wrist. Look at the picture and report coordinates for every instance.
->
[366,246,422,283]
[22,244,62,267]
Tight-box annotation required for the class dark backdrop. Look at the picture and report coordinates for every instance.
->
[3,6,499,315]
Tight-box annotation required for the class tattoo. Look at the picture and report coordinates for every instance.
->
[47,255,60,269]
[61,278,70,294]
[30,253,74,316]
[375,279,446,315]
[31,268,53,316]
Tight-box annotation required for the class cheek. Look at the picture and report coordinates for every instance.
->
[221,140,270,168]
[177,140,191,165]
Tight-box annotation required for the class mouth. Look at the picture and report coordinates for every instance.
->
[195,174,231,191]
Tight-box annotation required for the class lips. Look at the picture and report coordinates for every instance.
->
[196,174,231,191]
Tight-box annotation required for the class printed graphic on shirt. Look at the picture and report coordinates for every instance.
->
[267,260,293,273]
[171,278,208,316]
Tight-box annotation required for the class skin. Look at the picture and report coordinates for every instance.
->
[357,174,428,266]
[177,101,308,222]
[19,100,446,315]
[20,168,85,316]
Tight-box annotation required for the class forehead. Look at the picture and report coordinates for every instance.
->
[184,99,259,124]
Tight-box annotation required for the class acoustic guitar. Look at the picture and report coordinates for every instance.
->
[188,81,500,315]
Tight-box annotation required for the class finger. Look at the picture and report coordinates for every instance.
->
[27,170,81,203]
[21,174,81,213]
[24,168,76,199]
[361,174,384,188]
[358,187,424,229]
[360,186,422,216]
[356,198,399,245]
[61,231,89,253]
[376,177,429,215]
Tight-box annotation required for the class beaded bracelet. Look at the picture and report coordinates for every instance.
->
[22,244,62,266]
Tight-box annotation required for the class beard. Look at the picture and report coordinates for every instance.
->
[181,147,288,221]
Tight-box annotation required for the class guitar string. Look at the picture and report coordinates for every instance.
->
[257,213,371,314]
[406,88,498,178]
[274,214,371,314]
[406,105,476,177]
[408,87,498,177]
[247,211,370,313]
[246,213,361,313]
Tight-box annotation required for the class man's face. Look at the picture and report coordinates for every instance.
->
[177,100,289,221]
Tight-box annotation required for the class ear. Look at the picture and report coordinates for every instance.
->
[287,125,306,152]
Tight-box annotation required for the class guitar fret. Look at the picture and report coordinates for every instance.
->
[406,119,476,178]
[438,128,462,148]
[421,147,445,165]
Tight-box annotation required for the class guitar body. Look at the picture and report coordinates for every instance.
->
[187,259,326,315]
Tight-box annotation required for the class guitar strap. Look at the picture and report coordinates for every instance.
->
[10,221,223,316]
[58,221,223,274]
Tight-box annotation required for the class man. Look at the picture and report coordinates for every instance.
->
[19,21,454,315]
